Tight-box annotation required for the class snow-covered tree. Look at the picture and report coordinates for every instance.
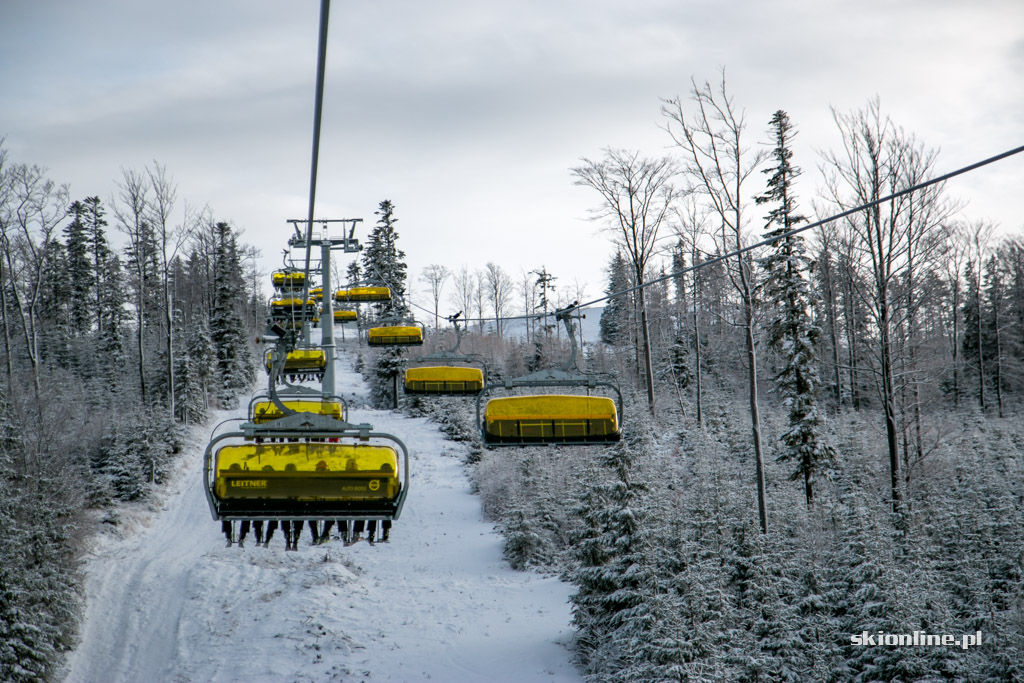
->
[756,110,835,507]
[64,200,95,334]
[209,221,254,408]
[362,199,408,319]
[181,318,214,419]
[362,200,411,408]
[599,251,630,347]
[569,440,657,677]
[573,149,676,417]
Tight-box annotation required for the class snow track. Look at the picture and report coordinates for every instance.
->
[63,347,581,682]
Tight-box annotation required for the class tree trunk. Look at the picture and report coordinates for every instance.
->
[137,286,147,404]
[878,299,903,515]
[846,283,862,409]
[166,283,174,420]
[0,256,13,388]
[637,279,656,417]
[821,248,843,410]
[975,281,985,411]
[951,282,960,408]
[737,252,767,533]
[992,281,1004,417]
[692,286,703,427]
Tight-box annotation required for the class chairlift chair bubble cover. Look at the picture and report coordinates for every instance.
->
[482,394,620,444]
[203,418,410,521]
[404,366,484,394]
[367,326,424,346]
[335,286,391,302]
[272,270,307,291]
[250,399,344,423]
[334,309,358,322]
[264,349,327,374]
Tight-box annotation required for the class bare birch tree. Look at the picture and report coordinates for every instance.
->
[662,71,770,532]
[0,161,68,409]
[673,195,714,426]
[484,262,514,339]
[113,168,152,403]
[819,98,949,515]
[571,148,676,416]
[146,162,194,419]
[518,267,537,344]
[419,264,451,331]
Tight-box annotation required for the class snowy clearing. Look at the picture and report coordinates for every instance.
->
[61,346,582,683]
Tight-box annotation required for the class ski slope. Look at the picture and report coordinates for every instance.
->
[62,345,582,683]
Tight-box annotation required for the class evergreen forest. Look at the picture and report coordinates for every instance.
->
[0,150,262,681]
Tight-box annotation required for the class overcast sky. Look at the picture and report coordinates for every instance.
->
[2,0,1023,313]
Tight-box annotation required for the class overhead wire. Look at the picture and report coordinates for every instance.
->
[567,143,1024,315]
[345,142,1024,332]
[407,143,1023,327]
[297,0,332,310]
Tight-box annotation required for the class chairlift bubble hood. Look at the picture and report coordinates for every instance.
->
[403,314,487,395]
[475,304,623,447]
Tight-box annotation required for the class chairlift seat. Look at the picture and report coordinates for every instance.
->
[272,271,306,290]
[367,326,423,346]
[334,309,357,322]
[335,286,391,302]
[264,349,327,373]
[404,366,484,394]
[212,443,400,504]
[269,297,317,320]
[250,399,344,423]
[483,395,620,443]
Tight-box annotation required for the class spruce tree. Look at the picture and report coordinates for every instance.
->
[37,240,73,368]
[756,110,834,507]
[209,222,254,408]
[82,196,110,335]
[362,199,408,319]
[961,259,986,409]
[668,330,693,391]
[983,255,1006,416]
[599,251,630,346]
[97,254,126,383]
[345,260,362,286]
[362,200,410,407]
[174,346,204,425]
[0,567,50,682]
[830,500,921,682]
[64,200,95,334]
[532,266,558,337]
[569,440,656,677]
[181,318,215,420]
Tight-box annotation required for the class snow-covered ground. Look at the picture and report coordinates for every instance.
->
[62,343,582,683]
